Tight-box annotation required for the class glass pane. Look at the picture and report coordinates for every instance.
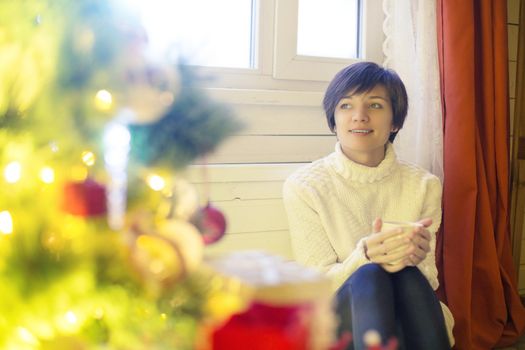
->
[297,0,359,59]
[131,0,255,68]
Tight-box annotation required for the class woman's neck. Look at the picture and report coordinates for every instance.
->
[341,144,387,167]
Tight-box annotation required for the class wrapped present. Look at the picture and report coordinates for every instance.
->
[198,251,336,350]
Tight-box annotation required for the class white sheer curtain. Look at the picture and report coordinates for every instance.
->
[382,0,444,181]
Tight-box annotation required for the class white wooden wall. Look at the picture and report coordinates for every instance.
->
[186,90,336,260]
[186,164,301,260]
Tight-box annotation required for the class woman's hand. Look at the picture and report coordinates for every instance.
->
[363,218,433,272]
[403,218,432,266]
[363,218,410,272]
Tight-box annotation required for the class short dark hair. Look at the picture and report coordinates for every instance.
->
[322,62,408,142]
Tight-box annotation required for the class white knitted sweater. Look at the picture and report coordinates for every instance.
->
[283,142,454,342]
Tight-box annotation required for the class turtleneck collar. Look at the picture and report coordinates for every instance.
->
[328,142,398,183]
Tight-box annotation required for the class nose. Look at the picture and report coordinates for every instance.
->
[351,105,369,123]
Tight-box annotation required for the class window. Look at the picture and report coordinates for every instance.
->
[133,0,384,86]
[297,0,360,59]
[130,0,257,69]
[273,0,383,81]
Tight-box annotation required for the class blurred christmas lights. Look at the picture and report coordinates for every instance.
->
[81,151,96,167]
[4,161,22,183]
[17,327,39,346]
[39,166,55,184]
[0,211,13,235]
[146,174,165,191]
[65,311,78,325]
[94,89,113,111]
[56,310,81,334]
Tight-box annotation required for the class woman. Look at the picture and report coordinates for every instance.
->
[282,62,454,349]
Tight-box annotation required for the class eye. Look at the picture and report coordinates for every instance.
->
[369,102,383,109]
[339,103,352,110]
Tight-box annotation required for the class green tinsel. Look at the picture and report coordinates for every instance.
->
[129,66,242,169]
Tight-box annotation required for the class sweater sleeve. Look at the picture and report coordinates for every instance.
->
[283,178,371,290]
[415,175,443,290]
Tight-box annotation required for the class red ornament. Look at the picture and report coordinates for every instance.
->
[62,179,107,217]
[191,203,227,244]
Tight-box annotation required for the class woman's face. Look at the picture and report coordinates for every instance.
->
[334,84,397,167]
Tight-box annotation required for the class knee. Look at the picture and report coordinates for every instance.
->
[395,266,428,285]
[350,263,389,284]
[393,266,435,297]
[342,263,391,295]
[397,266,421,276]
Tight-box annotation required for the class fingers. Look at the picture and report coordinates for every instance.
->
[417,217,433,228]
[366,233,405,256]
[407,244,427,261]
[377,232,430,266]
[366,236,409,263]
[372,218,382,233]
[406,253,424,266]
[403,232,430,266]
[408,227,431,252]
[415,225,432,241]
[408,232,430,253]
[373,247,409,265]
[368,227,405,245]
[366,218,434,268]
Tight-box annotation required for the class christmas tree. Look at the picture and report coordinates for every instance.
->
[0,1,241,349]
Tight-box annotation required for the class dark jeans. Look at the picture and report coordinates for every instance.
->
[336,264,450,350]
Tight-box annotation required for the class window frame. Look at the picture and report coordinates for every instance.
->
[194,0,385,90]
[273,0,384,81]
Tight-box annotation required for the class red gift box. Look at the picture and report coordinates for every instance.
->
[199,252,336,350]
[212,302,310,350]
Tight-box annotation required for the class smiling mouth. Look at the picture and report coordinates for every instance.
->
[350,129,373,134]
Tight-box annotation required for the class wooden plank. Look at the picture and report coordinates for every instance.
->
[520,220,525,264]
[519,264,525,290]
[509,24,519,62]
[204,230,294,260]
[512,162,525,271]
[515,0,525,138]
[214,198,289,234]
[194,181,285,201]
[508,0,521,25]
[231,104,328,135]
[518,138,525,160]
[186,163,306,183]
[203,135,336,164]
[510,61,517,99]
[510,0,525,278]
[206,88,324,107]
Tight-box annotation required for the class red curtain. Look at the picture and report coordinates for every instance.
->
[437,0,525,348]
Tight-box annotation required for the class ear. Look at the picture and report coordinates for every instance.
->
[391,126,399,132]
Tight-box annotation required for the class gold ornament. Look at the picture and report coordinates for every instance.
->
[157,219,203,274]
[129,218,204,291]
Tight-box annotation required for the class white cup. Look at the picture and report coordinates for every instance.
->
[381,220,423,265]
